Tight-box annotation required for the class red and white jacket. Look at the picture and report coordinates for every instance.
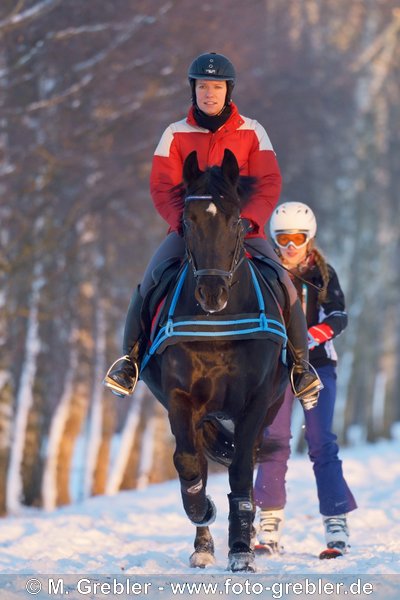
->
[150,102,282,238]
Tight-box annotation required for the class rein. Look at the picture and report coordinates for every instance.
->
[184,194,245,282]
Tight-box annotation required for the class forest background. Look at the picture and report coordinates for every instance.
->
[0,0,399,516]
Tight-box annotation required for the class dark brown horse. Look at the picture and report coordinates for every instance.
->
[141,149,288,572]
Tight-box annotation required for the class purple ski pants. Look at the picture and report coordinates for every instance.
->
[254,364,357,517]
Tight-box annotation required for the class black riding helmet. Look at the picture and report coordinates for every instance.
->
[188,52,236,106]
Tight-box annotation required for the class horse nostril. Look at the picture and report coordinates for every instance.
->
[218,286,229,306]
[197,286,206,301]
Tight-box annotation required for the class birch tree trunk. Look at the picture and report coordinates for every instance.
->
[83,293,107,499]
[0,23,14,516]
[6,260,44,513]
[105,381,146,495]
[41,328,78,510]
[56,388,87,507]
[0,372,13,515]
[136,394,156,490]
[92,392,115,496]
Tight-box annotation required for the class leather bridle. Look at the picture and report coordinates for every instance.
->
[184,194,245,282]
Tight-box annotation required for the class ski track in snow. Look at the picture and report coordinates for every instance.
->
[0,440,399,581]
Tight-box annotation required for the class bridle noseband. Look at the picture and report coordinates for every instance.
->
[184,194,245,282]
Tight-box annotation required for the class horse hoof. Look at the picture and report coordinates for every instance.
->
[190,551,216,568]
[228,551,256,573]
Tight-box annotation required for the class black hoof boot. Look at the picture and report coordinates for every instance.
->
[227,494,256,572]
[180,476,217,526]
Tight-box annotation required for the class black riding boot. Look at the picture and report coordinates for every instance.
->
[286,299,323,410]
[103,286,146,397]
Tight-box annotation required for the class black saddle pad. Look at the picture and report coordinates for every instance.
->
[141,257,183,335]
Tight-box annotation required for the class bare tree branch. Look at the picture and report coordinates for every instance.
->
[0,0,61,34]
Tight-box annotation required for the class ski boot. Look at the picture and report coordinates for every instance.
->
[320,514,349,559]
[255,508,284,554]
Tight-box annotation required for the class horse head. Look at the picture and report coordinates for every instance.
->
[182,149,251,313]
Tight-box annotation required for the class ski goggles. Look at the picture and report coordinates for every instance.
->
[273,231,310,249]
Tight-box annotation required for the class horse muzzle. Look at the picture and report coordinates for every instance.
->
[195,277,229,313]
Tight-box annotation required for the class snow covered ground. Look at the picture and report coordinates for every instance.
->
[0,439,399,598]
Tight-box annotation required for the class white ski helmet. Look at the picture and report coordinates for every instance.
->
[270,202,317,243]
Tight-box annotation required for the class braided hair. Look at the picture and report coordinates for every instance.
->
[308,241,329,305]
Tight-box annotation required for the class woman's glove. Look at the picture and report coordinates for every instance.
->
[308,323,334,349]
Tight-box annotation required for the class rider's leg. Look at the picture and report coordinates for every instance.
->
[103,285,145,396]
[245,237,322,408]
[253,387,293,552]
[104,233,185,396]
[287,300,323,409]
[304,365,357,517]
[254,387,293,510]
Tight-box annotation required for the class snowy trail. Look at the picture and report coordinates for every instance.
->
[0,440,399,598]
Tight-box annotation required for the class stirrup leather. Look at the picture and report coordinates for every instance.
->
[103,355,139,396]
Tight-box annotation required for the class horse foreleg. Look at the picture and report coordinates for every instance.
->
[226,408,265,573]
[189,526,216,568]
[168,395,217,526]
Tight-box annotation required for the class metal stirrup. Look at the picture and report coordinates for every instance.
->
[104,355,139,396]
[289,360,323,398]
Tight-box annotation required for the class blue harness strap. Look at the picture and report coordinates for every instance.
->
[141,261,287,371]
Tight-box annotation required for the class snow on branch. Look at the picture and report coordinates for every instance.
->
[0,0,61,33]
[73,15,156,73]
[9,74,93,114]
[350,13,400,72]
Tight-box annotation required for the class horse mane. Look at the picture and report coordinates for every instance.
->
[172,167,257,216]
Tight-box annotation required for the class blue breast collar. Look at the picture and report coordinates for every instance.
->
[141,261,287,371]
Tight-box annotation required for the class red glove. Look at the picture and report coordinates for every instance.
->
[308,323,334,349]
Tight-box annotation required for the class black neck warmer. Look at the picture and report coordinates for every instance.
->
[193,104,232,133]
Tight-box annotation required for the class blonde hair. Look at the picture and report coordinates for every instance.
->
[275,238,330,305]
[309,242,329,304]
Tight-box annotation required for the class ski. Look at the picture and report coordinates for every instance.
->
[254,542,281,555]
[319,547,345,559]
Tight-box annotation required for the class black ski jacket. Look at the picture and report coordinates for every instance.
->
[292,262,347,368]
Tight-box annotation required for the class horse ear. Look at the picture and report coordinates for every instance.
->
[221,148,239,187]
[183,151,202,186]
